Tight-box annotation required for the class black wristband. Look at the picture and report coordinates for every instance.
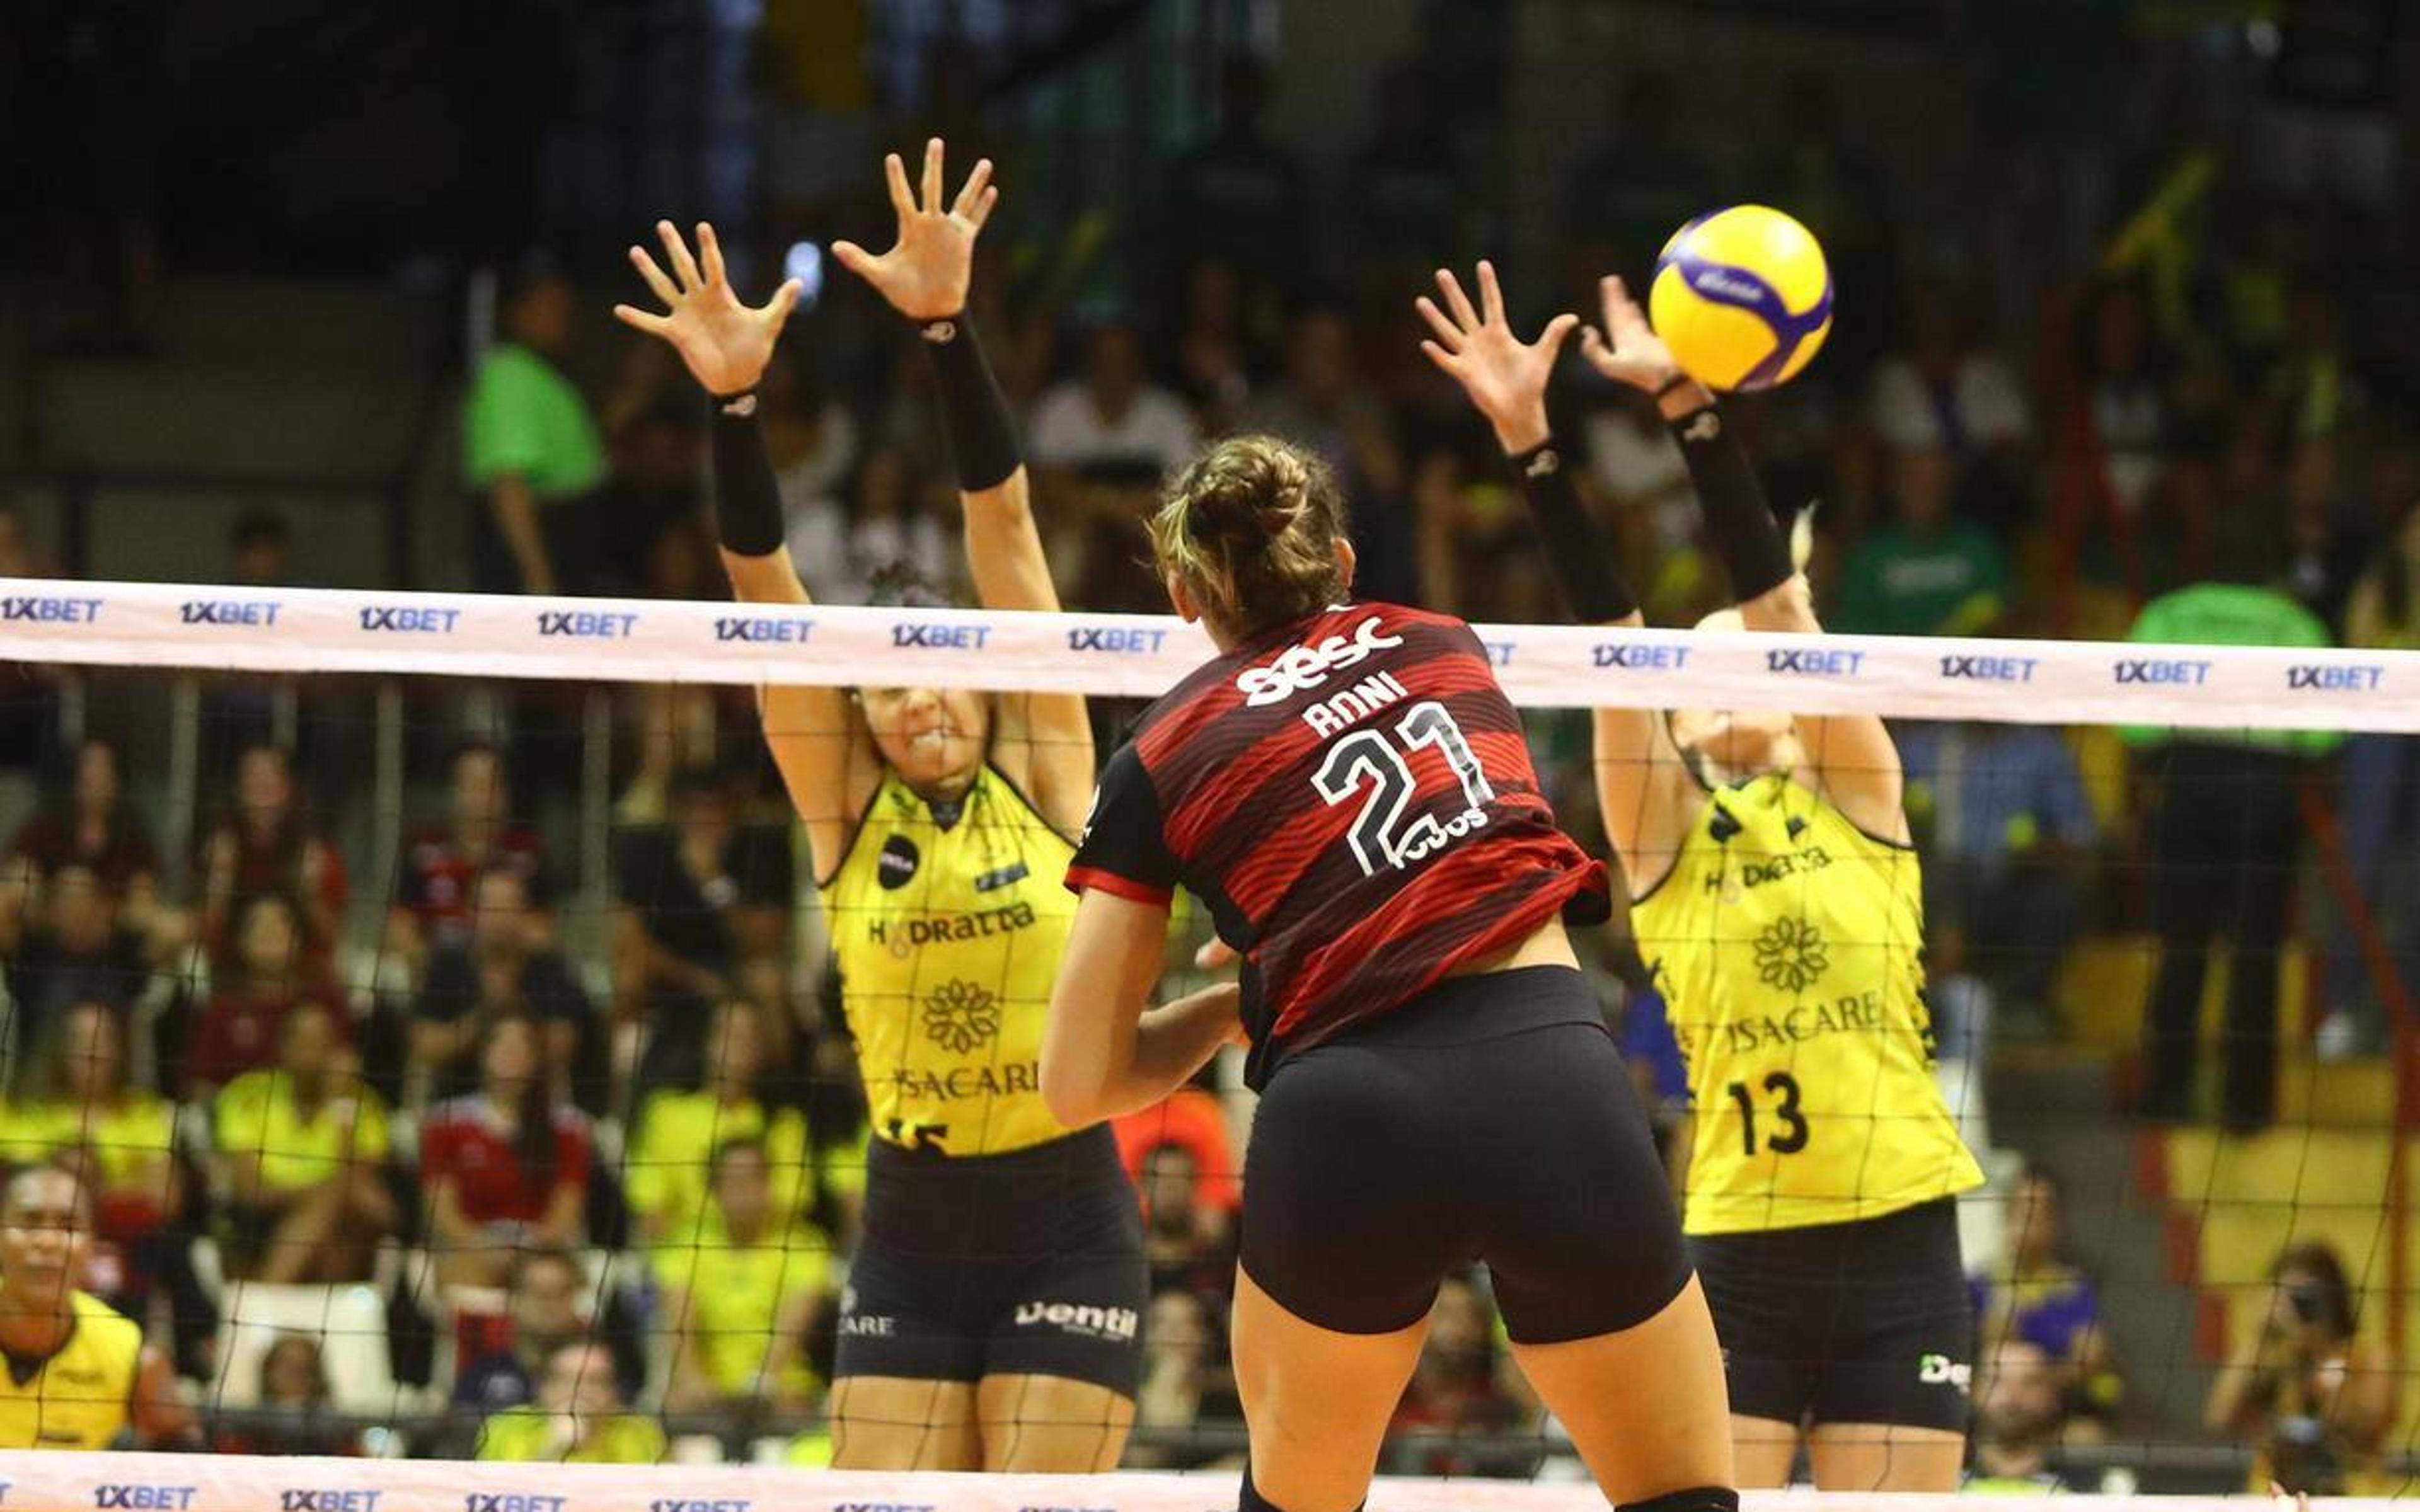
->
[707,392,788,558]
[1668,402,1794,602]
[919,312,1022,493]
[1506,440,1638,624]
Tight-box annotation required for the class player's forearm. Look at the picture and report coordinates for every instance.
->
[1110,984,1243,1118]
[706,398,813,608]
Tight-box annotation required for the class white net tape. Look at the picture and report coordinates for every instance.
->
[0,1455,2371,1512]
[3,577,2415,730]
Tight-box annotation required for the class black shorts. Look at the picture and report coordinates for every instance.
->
[1241,965,1689,1344]
[1691,1197,1973,1431]
[836,1123,1146,1395]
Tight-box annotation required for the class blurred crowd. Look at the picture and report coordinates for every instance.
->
[0,5,2416,1484]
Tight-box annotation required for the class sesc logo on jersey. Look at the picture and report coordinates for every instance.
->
[1917,1353,1972,1392]
[1235,615,1405,707]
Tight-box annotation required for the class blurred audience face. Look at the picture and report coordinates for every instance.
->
[279,1001,341,1090]
[507,278,577,359]
[1084,325,1146,411]
[1893,446,1953,532]
[237,895,300,980]
[1974,1338,2062,1448]
[260,1334,329,1407]
[539,1341,623,1419]
[1289,311,1356,406]
[232,517,291,587]
[48,866,114,952]
[235,747,296,828]
[2010,1171,2060,1269]
[59,1001,124,1103]
[1184,260,1242,335]
[670,774,735,849]
[0,1168,91,1311]
[481,1015,541,1097]
[1424,1274,1492,1378]
[511,1251,587,1358]
[710,1142,774,1239]
[452,748,507,839]
[471,870,535,959]
[1143,1143,1201,1237]
[73,741,122,818]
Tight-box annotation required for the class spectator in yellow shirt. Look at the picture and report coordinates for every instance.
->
[212,1000,398,1283]
[475,1340,666,1465]
[655,1136,836,1421]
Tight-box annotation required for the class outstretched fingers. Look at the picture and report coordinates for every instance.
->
[952,158,994,221]
[1414,294,1466,350]
[1434,266,1481,331]
[655,220,703,292]
[1417,338,1463,377]
[611,304,672,336]
[628,244,681,307]
[1600,274,1653,344]
[695,222,728,289]
[882,152,916,223]
[1476,259,1506,326]
[1537,311,1581,355]
[763,278,804,329]
[919,137,945,214]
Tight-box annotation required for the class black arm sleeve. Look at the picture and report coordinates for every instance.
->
[1066,743,1180,905]
[1668,402,1795,604]
[919,314,1023,493]
[708,399,788,558]
[1506,439,1639,624]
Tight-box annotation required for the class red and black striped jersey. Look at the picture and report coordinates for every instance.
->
[1068,602,1609,1082]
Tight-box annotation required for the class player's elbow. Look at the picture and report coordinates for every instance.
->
[1039,1047,1103,1130]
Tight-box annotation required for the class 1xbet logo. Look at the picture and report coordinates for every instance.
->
[2288,664,2382,692]
[95,1490,195,1511]
[0,595,100,624]
[893,622,990,650]
[463,1497,566,1512]
[282,1492,381,1512]
[1767,648,1864,677]
[715,616,813,644]
[1066,626,1165,655]
[2113,658,2211,686]
[536,610,637,639]
[1594,643,1690,671]
[360,606,459,634]
[1938,654,2036,683]
[181,600,280,627]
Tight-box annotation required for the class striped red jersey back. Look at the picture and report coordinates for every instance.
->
[1072,602,1608,1079]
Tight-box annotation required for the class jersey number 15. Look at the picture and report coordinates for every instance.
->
[1313,701,1495,876]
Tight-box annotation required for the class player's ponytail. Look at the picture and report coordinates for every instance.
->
[1151,436,1351,637]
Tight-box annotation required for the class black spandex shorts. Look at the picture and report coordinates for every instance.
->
[1691,1197,1973,1431]
[836,1123,1145,1395]
[1241,965,1690,1344]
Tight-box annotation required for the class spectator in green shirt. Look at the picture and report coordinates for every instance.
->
[1835,446,2011,637]
[2121,575,2336,1129]
[475,1340,666,1465]
[465,268,607,596]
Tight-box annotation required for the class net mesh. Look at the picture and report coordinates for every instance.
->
[0,583,2414,1496]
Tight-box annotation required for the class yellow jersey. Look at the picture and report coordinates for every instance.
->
[825,765,1080,1156]
[1630,773,1982,1235]
[0,1291,142,1449]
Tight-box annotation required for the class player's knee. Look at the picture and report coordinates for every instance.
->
[1618,1487,1739,1512]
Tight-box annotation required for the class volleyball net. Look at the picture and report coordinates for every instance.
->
[0,575,2417,1497]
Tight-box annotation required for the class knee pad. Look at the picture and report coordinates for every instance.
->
[1618,1489,1739,1512]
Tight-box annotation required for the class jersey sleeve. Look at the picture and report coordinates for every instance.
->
[1066,742,1180,907]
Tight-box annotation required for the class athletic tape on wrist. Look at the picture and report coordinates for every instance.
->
[1507,439,1638,624]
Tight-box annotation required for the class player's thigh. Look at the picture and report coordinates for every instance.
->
[1507,1275,1734,1503]
[1728,1416,1804,1489]
[1807,1422,1966,1492]
[976,1373,1135,1472]
[827,1375,981,1470]
[1231,1266,1429,1512]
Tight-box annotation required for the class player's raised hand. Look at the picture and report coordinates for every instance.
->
[1576,273,1683,395]
[832,138,998,322]
[1416,261,1577,454]
[614,220,800,398]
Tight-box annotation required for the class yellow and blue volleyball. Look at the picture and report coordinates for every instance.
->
[1649,205,1833,392]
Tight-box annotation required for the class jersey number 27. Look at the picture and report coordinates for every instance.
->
[1312,701,1495,876]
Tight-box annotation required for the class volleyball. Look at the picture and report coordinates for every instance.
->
[1649,204,1834,392]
